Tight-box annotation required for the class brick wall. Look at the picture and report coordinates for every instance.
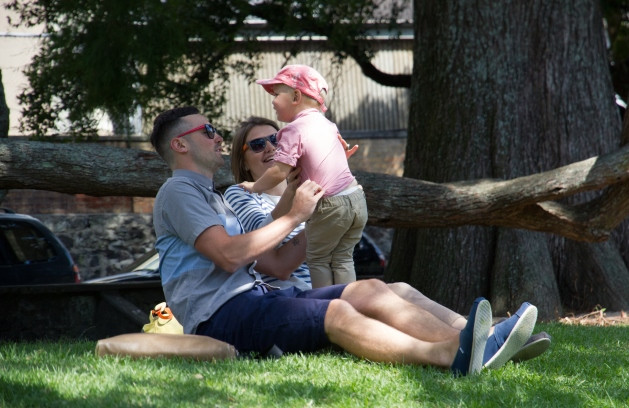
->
[1,191,154,214]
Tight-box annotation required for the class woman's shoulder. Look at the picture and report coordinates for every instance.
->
[226,184,252,198]
[225,184,243,195]
[225,185,265,205]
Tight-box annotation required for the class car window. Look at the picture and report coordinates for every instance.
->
[0,221,57,265]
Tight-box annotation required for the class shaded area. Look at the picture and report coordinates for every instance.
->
[0,282,164,341]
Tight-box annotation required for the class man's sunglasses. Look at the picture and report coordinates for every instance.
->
[242,133,278,153]
[175,123,218,139]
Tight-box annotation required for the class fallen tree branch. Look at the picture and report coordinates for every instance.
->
[1,139,629,241]
[357,143,629,240]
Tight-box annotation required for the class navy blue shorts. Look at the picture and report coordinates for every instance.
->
[196,284,347,354]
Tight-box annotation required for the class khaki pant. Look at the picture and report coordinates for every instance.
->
[306,187,368,288]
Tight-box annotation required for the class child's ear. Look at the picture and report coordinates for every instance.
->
[293,90,300,102]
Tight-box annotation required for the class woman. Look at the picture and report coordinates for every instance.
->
[225,116,551,364]
[225,117,311,290]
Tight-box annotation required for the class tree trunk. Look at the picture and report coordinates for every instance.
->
[491,229,560,318]
[0,70,10,204]
[389,0,628,318]
[558,239,629,311]
[0,70,8,139]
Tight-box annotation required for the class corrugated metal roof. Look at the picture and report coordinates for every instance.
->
[221,39,412,133]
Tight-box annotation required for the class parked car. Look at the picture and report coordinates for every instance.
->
[85,248,160,283]
[0,209,81,285]
[86,232,387,283]
[353,232,388,278]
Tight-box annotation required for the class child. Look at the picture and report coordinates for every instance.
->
[239,64,368,288]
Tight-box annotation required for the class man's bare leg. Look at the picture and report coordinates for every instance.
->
[323,298,458,367]
[387,282,467,330]
[386,282,541,350]
[363,281,545,368]
[340,279,461,342]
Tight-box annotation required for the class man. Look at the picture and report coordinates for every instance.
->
[150,106,538,376]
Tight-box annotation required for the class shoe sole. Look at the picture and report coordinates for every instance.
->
[483,305,537,370]
[510,336,551,363]
[468,299,492,375]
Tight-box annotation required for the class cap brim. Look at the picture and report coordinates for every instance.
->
[255,79,280,95]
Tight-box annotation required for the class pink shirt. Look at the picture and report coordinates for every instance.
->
[274,109,355,197]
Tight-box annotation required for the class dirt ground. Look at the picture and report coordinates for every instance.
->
[558,309,629,326]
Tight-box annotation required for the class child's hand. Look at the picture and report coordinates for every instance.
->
[338,133,359,159]
[239,181,256,193]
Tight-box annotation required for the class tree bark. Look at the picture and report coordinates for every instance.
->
[558,239,629,312]
[0,70,8,139]
[490,229,560,318]
[389,0,626,318]
[0,70,10,204]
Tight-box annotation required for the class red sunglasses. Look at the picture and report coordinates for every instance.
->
[175,123,218,139]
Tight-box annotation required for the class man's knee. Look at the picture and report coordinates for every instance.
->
[339,278,392,313]
[324,299,356,333]
[345,278,389,297]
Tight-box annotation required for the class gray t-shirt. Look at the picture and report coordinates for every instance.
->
[153,169,258,334]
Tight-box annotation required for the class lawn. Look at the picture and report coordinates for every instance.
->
[1,322,628,407]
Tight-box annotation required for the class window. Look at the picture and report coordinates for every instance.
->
[0,221,57,265]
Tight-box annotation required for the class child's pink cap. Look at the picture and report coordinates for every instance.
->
[256,64,328,112]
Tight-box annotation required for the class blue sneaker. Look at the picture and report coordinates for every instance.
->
[483,302,538,369]
[450,297,492,376]
[510,331,551,363]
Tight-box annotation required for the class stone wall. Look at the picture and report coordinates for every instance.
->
[35,213,155,281]
[34,214,393,282]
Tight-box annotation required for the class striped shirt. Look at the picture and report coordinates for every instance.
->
[224,185,311,290]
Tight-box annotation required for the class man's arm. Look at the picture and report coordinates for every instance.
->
[240,162,293,193]
[253,230,307,279]
[195,180,323,272]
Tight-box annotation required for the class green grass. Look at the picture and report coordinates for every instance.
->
[1,323,628,407]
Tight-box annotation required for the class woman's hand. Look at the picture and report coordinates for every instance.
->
[338,133,359,159]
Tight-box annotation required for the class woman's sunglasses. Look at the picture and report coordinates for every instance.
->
[242,133,278,153]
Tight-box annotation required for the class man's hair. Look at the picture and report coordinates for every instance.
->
[230,116,280,183]
[150,106,200,159]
